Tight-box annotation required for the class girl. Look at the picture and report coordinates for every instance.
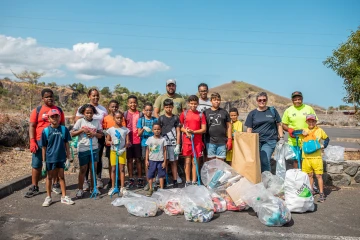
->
[71,104,103,199]
[226,108,243,162]
[105,111,130,195]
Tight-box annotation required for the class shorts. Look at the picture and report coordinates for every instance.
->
[182,142,203,158]
[105,145,111,159]
[147,160,166,179]
[31,140,43,169]
[78,149,99,167]
[127,144,142,159]
[206,143,226,159]
[110,150,127,166]
[166,145,178,161]
[302,157,323,174]
[46,162,65,171]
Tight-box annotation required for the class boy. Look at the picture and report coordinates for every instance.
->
[41,109,74,206]
[124,95,143,189]
[226,108,243,162]
[158,99,181,188]
[300,114,330,203]
[204,93,232,161]
[180,95,206,186]
[26,88,65,198]
[137,102,158,189]
[145,123,167,196]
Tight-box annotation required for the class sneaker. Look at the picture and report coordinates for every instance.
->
[185,181,192,187]
[61,196,75,205]
[192,181,198,186]
[108,188,116,196]
[83,180,90,191]
[318,193,326,203]
[143,183,150,191]
[97,178,104,189]
[42,196,52,207]
[136,178,144,188]
[173,180,178,188]
[105,180,112,190]
[125,178,135,189]
[313,184,320,195]
[52,183,61,195]
[24,185,39,198]
[76,189,84,199]
[146,188,154,197]
[177,175,182,184]
[120,187,127,195]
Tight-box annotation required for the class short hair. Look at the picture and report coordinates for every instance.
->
[113,110,124,117]
[78,104,98,115]
[127,95,137,102]
[256,92,268,100]
[229,108,239,115]
[163,99,174,106]
[188,95,199,103]
[210,92,221,100]
[41,88,53,97]
[108,99,119,106]
[152,122,161,128]
[198,83,208,90]
[143,102,153,109]
[87,88,99,97]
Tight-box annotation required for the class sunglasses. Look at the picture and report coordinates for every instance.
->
[199,90,208,93]
[257,99,267,102]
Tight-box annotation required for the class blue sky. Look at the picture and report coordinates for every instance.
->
[1,0,359,107]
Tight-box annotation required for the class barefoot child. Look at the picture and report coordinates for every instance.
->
[145,123,167,196]
[226,108,243,162]
[71,104,103,199]
[106,111,130,195]
[41,109,74,206]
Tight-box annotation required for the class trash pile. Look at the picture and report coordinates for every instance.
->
[112,143,319,227]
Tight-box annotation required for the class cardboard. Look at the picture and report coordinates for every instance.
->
[226,178,249,206]
[231,132,261,184]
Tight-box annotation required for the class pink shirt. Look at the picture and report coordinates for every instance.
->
[125,110,141,144]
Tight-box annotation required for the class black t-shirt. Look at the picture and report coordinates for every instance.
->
[244,107,281,142]
[204,108,230,144]
[158,115,180,146]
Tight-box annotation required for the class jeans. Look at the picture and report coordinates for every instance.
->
[259,140,277,172]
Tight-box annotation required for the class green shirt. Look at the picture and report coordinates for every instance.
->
[282,104,316,146]
[154,93,186,116]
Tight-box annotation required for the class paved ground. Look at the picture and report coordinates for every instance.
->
[1,174,360,240]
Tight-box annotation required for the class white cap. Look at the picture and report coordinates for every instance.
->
[166,79,176,85]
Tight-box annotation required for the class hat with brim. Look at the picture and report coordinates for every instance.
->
[291,91,303,98]
[48,109,61,116]
[306,114,317,121]
[166,79,176,86]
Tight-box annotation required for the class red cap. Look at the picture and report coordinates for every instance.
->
[48,108,61,116]
[306,114,317,121]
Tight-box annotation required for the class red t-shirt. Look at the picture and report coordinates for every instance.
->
[125,111,141,144]
[180,110,206,144]
[29,105,66,141]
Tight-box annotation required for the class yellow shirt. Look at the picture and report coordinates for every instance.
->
[226,120,243,161]
[300,126,328,159]
[282,104,316,146]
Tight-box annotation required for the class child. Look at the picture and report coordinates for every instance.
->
[180,95,206,187]
[300,114,330,203]
[158,99,181,188]
[41,109,74,206]
[204,93,232,161]
[226,108,243,162]
[105,111,130,195]
[145,123,167,196]
[124,95,144,189]
[71,104,103,199]
[137,102,158,189]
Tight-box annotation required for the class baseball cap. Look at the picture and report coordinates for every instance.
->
[306,114,317,121]
[166,79,176,86]
[48,108,61,116]
[291,91,303,98]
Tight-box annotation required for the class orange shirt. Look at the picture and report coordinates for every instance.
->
[103,115,126,129]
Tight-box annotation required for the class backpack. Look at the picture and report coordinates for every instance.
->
[43,125,67,140]
[35,105,63,124]
[302,131,321,154]
[158,115,179,144]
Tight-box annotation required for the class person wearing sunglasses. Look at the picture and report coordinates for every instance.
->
[245,92,284,172]
[197,83,212,113]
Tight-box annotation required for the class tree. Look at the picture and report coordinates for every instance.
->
[100,87,112,98]
[11,70,45,111]
[323,27,360,116]
[69,83,87,94]
[48,82,57,88]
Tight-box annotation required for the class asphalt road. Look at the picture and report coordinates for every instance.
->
[1,174,360,240]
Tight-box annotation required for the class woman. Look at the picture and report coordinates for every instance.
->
[74,88,108,190]
[245,92,284,172]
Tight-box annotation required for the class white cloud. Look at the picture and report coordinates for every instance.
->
[0,35,169,80]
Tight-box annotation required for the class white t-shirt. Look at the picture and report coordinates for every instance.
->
[76,104,108,124]
[106,126,130,151]
[73,118,103,152]
[145,136,168,161]
[197,98,212,113]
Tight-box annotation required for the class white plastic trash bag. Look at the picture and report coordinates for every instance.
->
[284,169,315,213]
[152,189,183,216]
[111,192,158,217]
[323,145,345,163]
[274,143,296,181]
[262,171,284,196]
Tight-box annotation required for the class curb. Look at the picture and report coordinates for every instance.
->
[0,174,32,199]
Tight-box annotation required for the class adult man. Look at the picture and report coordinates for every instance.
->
[197,83,212,113]
[153,79,186,118]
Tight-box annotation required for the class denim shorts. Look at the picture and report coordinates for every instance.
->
[206,143,226,159]
[147,160,166,179]
[78,149,99,167]
[31,140,43,169]
[46,162,65,171]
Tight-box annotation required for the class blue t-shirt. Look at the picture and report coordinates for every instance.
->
[136,117,158,147]
[40,126,71,163]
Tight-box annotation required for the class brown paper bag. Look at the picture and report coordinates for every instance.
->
[231,132,261,184]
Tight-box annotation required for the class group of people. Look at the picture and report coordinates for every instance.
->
[25,79,330,207]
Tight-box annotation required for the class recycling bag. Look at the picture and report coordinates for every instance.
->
[284,169,315,213]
